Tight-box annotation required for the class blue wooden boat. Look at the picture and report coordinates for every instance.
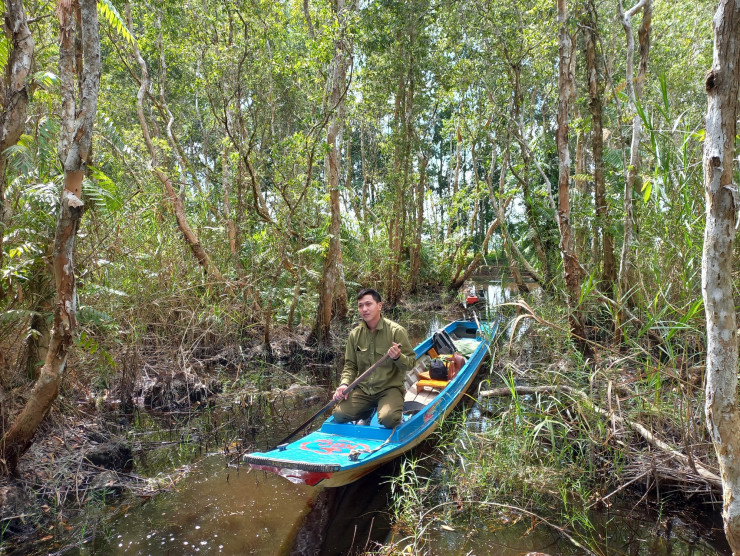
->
[244,320,493,487]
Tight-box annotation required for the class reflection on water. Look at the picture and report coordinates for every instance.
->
[89,448,399,555]
[420,501,729,556]
[81,277,727,556]
[88,457,318,555]
[460,279,532,341]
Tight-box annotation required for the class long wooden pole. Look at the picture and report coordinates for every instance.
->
[275,353,391,447]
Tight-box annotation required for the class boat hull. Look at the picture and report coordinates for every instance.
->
[244,320,492,487]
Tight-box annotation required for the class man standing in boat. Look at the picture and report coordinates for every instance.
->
[332,288,416,428]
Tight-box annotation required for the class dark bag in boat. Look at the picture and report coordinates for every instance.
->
[432,330,456,355]
[443,353,466,380]
[429,359,448,381]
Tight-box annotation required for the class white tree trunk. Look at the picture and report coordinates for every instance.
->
[703,0,740,552]
[617,0,652,298]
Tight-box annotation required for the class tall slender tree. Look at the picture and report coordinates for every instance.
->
[556,0,588,350]
[0,0,35,375]
[617,0,652,300]
[125,3,225,283]
[0,0,34,232]
[1,0,101,474]
[702,0,740,551]
[584,0,616,293]
[312,0,354,347]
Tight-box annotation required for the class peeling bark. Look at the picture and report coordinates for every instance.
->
[584,0,617,293]
[556,0,588,351]
[311,0,353,347]
[702,0,740,552]
[0,0,34,296]
[0,0,34,213]
[1,0,100,474]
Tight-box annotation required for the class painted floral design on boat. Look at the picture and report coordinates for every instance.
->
[300,438,371,455]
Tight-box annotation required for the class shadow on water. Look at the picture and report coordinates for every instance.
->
[292,459,400,556]
[86,456,317,554]
[85,452,400,555]
[71,279,730,555]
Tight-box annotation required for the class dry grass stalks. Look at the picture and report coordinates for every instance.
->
[480,372,720,500]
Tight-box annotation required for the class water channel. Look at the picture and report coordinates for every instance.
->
[54,278,731,555]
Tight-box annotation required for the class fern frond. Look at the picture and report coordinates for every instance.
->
[83,167,124,213]
[37,117,61,174]
[0,34,10,76]
[97,0,136,45]
[98,112,135,157]
[77,305,114,325]
[0,309,42,324]
[4,135,35,175]
[603,148,623,170]
[26,180,60,209]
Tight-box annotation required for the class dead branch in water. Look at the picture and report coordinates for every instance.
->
[478,383,722,491]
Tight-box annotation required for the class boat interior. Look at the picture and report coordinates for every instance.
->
[401,325,480,417]
[321,324,483,433]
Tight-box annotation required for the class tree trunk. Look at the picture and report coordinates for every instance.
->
[574,125,589,262]
[448,204,510,292]
[409,152,427,294]
[126,3,225,283]
[311,0,352,347]
[0,0,34,283]
[556,0,588,350]
[584,0,617,294]
[22,312,50,381]
[515,139,552,284]
[617,0,652,300]
[222,145,238,260]
[702,0,740,552]
[505,62,551,286]
[448,142,512,292]
[446,121,462,240]
[450,140,483,288]
[1,0,100,475]
[386,50,412,307]
[358,121,371,239]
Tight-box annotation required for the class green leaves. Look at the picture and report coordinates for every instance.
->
[0,33,10,76]
[84,166,124,213]
[33,71,59,91]
[641,178,652,203]
[97,0,135,45]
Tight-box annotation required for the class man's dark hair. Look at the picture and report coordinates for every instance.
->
[357,288,382,303]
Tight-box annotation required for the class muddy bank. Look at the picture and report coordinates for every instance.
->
[0,290,464,553]
[0,324,337,552]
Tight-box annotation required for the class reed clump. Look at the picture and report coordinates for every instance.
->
[383,303,719,555]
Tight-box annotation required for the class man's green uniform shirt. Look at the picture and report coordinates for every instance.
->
[340,316,416,394]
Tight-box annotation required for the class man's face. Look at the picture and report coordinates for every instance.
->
[358,294,382,325]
